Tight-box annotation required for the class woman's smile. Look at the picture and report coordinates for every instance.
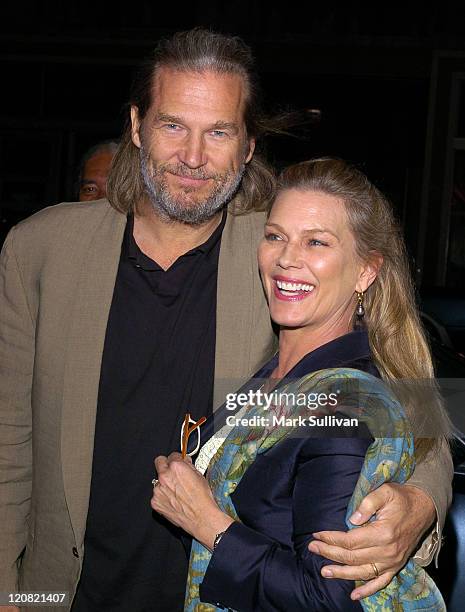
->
[273,275,316,301]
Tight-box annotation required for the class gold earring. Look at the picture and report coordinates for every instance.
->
[356,291,365,317]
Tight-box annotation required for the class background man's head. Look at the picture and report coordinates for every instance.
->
[78,140,119,201]
[107,29,275,222]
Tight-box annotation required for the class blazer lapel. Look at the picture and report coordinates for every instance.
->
[214,211,256,409]
[61,205,126,547]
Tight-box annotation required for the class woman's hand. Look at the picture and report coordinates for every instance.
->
[151,452,234,551]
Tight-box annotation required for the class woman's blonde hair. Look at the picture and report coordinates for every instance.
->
[277,157,452,459]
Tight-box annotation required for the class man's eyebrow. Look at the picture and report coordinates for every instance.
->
[210,121,240,133]
[154,113,184,124]
[80,179,97,186]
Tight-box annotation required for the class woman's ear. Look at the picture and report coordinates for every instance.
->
[356,253,383,293]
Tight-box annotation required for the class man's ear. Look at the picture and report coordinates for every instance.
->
[356,253,383,293]
[245,137,256,164]
[130,106,142,149]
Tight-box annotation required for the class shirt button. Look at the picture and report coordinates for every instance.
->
[72,547,79,558]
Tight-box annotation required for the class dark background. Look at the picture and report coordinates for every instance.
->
[1,1,465,288]
[1,3,465,609]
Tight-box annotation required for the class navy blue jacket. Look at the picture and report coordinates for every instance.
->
[196,331,377,611]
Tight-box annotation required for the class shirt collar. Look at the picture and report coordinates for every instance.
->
[123,209,227,268]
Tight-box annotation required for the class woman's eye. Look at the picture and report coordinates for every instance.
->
[308,239,327,246]
[164,123,181,131]
[265,233,282,241]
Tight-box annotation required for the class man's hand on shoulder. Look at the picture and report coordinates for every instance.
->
[307,483,435,600]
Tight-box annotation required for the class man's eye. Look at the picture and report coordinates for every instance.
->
[164,123,181,131]
[265,233,282,241]
[210,130,227,137]
[81,185,97,194]
[308,239,327,246]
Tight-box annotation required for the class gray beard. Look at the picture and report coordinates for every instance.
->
[139,146,245,225]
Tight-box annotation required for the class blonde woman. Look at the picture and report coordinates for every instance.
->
[152,158,451,611]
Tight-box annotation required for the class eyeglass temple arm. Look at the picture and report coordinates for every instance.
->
[181,415,207,458]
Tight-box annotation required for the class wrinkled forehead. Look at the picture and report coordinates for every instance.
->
[149,66,249,122]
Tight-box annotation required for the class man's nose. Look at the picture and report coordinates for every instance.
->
[178,133,207,169]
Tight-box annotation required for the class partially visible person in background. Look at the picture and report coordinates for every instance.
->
[77,140,119,201]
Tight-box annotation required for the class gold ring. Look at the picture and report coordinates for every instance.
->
[370,562,379,578]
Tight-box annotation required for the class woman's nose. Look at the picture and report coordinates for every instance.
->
[277,242,303,269]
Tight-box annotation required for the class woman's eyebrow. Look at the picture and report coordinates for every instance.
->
[265,222,339,239]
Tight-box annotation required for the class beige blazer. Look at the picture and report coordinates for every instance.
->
[0,199,452,610]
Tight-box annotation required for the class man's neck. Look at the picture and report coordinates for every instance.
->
[133,198,224,270]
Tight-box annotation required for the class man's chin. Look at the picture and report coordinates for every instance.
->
[168,173,212,192]
[170,183,212,198]
[166,185,221,208]
[152,196,223,225]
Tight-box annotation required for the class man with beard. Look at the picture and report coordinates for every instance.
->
[0,29,453,612]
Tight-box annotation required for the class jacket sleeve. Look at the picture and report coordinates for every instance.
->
[0,229,35,591]
[200,437,369,612]
[407,436,453,566]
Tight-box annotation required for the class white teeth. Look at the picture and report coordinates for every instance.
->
[280,289,299,296]
[276,280,315,292]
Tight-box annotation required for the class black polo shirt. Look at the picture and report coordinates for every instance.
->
[72,212,226,612]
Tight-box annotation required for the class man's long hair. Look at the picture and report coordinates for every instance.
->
[107,29,276,216]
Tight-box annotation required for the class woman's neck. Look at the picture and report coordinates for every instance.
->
[273,322,352,379]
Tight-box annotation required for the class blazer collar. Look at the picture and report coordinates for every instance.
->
[194,330,371,451]
[258,330,371,379]
[61,203,127,547]
[213,207,262,405]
